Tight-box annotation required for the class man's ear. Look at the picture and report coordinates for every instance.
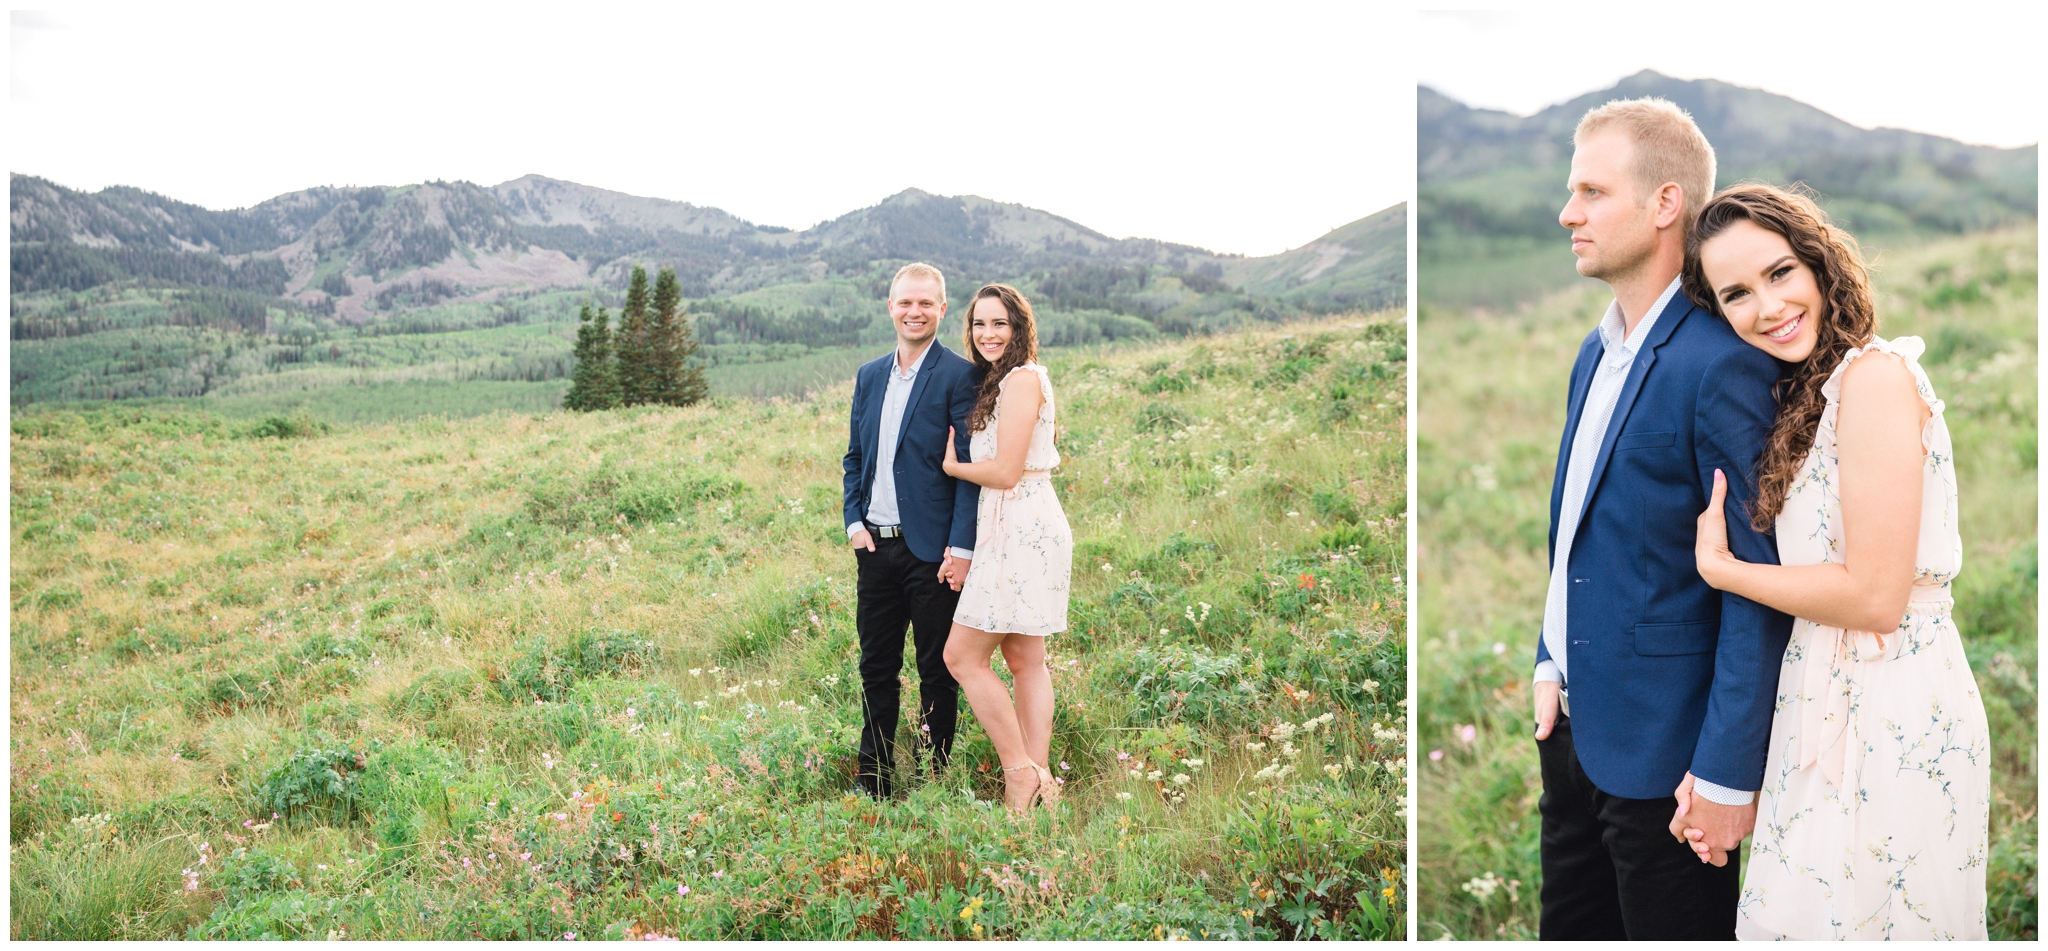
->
[1652,182,1686,230]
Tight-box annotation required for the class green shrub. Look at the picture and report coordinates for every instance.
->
[243,415,330,439]
[254,744,374,823]
[1101,644,1249,727]
[492,628,655,703]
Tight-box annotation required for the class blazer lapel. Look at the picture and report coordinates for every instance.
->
[1574,299,1693,526]
[1550,339,1600,559]
[900,341,946,422]
[859,356,888,495]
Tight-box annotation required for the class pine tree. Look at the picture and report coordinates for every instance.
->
[562,302,619,411]
[647,267,709,406]
[614,265,653,405]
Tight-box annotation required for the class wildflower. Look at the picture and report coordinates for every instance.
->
[1429,749,1444,761]
[1116,792,1133,801]
[521,852,532,862]
[1245,742,1266,752]
[553,813,569,821]
[1146,770,1163,782]
[1296,574,1316,590]
[677,884,690,896]
[1059,761,1070,771]
[1361,679,1380,693]
[1492,642,1507,655]
[1461,871,1502,901]
[689,669,702,677]
[1457,724,1477,744]
[1323,763,1344,779]
[1171,773,1190,786]
[1116,751,1130,761]
[319,864,331,870]
[564,932,577,940]
[712,870,724,879]
[1181,758,1204,769]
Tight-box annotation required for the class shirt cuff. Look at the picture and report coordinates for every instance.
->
[947,547,974,561]
[1691,776,1756,806]
[1533,659,1563,684]
[846,522,867,538]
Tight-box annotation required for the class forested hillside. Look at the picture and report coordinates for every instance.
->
[11,174,1405,414]
[1419,71,2037,309]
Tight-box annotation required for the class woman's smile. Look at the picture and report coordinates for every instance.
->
[970,296,1014,361]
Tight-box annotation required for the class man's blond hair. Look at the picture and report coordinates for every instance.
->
[1574,97,1717,234]
[890,262,946,301]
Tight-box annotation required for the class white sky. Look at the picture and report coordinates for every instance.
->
[1418,9,2042,150]
[9,5,1414,258]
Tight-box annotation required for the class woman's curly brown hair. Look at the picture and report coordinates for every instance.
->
[1680,182,1878,532]
[962,283,1040,434]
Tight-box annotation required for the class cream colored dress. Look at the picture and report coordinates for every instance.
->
[953,364,1072,636]
[1736,337,1990,941]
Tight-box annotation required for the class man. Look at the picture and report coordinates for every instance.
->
[1531,98,1793,940]
[841,262,982,800]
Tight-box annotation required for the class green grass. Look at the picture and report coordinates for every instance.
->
[1416,226,2037,940]
[10,313,1408,940]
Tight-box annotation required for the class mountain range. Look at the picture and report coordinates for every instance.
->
[1421,69,2037,243]
[1418,70,2036,310]
[9,174,1401,407]
[11,173,1402,324]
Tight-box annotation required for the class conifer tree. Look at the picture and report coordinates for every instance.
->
[563,302,619,411]
[614,265,653,405]
[648,267,709,406]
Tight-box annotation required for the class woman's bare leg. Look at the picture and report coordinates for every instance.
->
[945,622,1037,810]
[1000,635,1053,770]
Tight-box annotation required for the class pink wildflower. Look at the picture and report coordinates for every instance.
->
[1429,749,1444,761]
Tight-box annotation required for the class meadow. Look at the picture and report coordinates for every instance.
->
[1416,226,2038,940]
[9,313,1407,940]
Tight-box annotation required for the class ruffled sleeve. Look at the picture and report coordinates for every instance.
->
[1821,336,1944,449]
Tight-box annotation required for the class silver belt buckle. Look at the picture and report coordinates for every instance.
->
[873,525,903,539]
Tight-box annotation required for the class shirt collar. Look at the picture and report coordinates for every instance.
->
[892,341,932,380]
[1597,275,1683,358]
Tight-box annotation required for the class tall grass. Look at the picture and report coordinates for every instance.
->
[11,313,1407,939]
[1416,226,2037,940]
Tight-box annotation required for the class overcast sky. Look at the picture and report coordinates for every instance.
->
[10,5,1412,258]
[1418,9,2041,149]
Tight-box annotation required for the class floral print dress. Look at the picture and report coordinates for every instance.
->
[953,364,1072,637]
[1736,337,1990,941]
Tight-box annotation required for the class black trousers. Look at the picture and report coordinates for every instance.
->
[1537,715,1741,940]
[852,535,960,798]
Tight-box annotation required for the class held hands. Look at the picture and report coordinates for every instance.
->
[1668,771,1757,867]
[936,554,970,591]
[1694,469,1737,590]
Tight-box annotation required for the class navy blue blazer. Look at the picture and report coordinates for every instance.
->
[1536,296,1794,800]
[841,341,982,564]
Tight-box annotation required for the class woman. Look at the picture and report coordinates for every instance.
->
[1680,184,1990,940]
[939,283,1073,814]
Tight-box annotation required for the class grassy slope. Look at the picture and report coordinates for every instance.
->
[1415,227,2038,939]
[10,314,1408,940]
